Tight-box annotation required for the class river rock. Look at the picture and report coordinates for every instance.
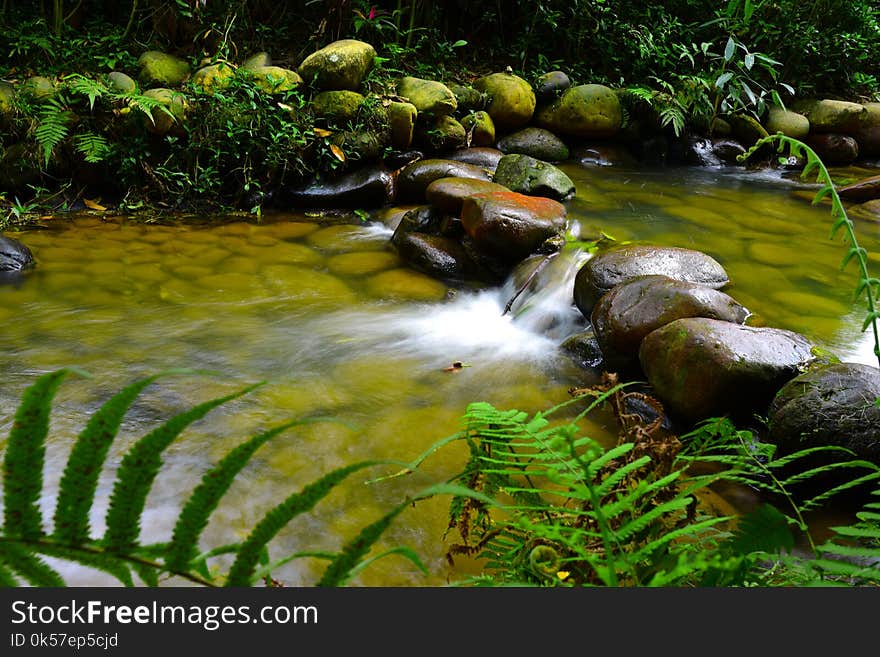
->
[727,113,769,148]
[472,72,536,131]
[493,154,575,201]
[425,177,510,214]
[639,318,816,423]
[141,88,188,136]
[574,245,731,317]
[247,65,303,94]
[0,235,35,272]
[497,127,570,162]
[848,199,880,222]
[461,190,567,263]
[767,362,880,466]
[712,139,747,164]
[191,62,236,93]
[390,205,456,242]
[297,39,375,91]
[853,102,880,158]
[763,107,810,139]
[591,275,750,373]
[396,159,492,202]
[23,76,57,102]
[535,71,571,102]
[388,101,418,150]
[805,133,859,164]
[534,83,621,138]
[282,165,392,208]
[397,76,457,116]
[392,232,482,282]
[444,147,504,169]
[107,71,137,95]
[415,115,467,152]
[138,51,190,86]
[838,174,880,202]
[310,90,364,125]
[0,81,15,117]
[560,328,604,369]
[461,111,496,147]
[449,84,488,112]
[791,98,868,134]
[241,52,271,70]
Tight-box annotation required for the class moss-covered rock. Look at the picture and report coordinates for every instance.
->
[247,66,303,94]
[297,39,375,91]
[191,62,236,93]
[492,153,575,201]
[763,107,810,139]
[534,83,621,138]
[397,76,457,116]
[388,101,417,149]
[141,88,188,136]
[727,113,769,147]
[138,50,191,87]
[22,76,57,102]
[241,52,272,70]
[311,90,365,125]
[460,111,496,146]
[0,81,15,117]
[107,71,137,95]
[472,72,536,131]
[416,115,467,152]
[450,84,488,112]
[790,98,868,134]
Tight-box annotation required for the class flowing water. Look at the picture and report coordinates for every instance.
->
[1,159,879,586]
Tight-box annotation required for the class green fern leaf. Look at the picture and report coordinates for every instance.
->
[725,504,795,556]
[0,561,18,586]
[132,561,160,586]
[164,416,314,572]
[103,382,264,552]
[0,542,65,586]
[74,132,111,163]
[35,98,71,166]
[53,375,162,545]
[3,369,71,539]
[33,543,135,586]
[225,460,383,586]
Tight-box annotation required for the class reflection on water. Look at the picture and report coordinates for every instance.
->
[1,159,878,586]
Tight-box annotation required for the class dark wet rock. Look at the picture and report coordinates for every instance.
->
[838,174,880,203]
[573,245,731,317]
[415,115,467,152]
[374,204,421,231]
[560,328,604,369]
[282,165,392,208]
[0,235,35,272]
[383,150,423,171]
[297,39,375,91]
[534,71,571,102]
[639,318,815,424]
[677,136,722,167]
[472,72,536,131]
[497,127,570,162]
[712,139,747,164]
[461,111,496,147]
[767,362,880,467]
[534,83,622,138]
[848,199,880,222]
[493,154,575,201]
[392,232,483,282]
[591,275,750,374]
[397,76,457,116]
[572,144,638,167]
[390,205,457,244]
[424,177,510,214]
[854,124,880,159]
[727,113,769,148]
[461,190,567,263]
[444,147,504,169]
[805,133,859,165]
[396,158,493,203]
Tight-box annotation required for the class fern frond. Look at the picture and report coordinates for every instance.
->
[225,460,383,586]
[103,382,265,552]
[0,542,65,586]
[35,97,71,166]
[725,504,795,555]
[3,369,72,539]
[165,416,319,572]
[64,74,110,111]
[52,375,163,545]
[74,132,111,163]
[30,542,135,586]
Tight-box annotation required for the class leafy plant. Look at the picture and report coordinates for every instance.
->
[0,369,428,587]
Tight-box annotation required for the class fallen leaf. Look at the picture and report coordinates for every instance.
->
[313,127,333,138]
[84,198,106,211]
[330,144,346,162]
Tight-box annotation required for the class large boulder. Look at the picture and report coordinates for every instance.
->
[472,72,536,131]
[492,153,575,201]
[534,71,571,102]
[534,84,622,138]
[396,159,492,202]
[763,107,810,139]
[444,147,504,169]
[639,318,816,423]
[853,102,880,158]
[425,177,510,214]
[191,62,236,94]
[460,190,566,263]
[246,66,303,94]
[497,127,570,161]
[107,71,137,95]
[137,51,191,86]
[805,133,859,165]
[727,113,769,148]
[388,101,418,150]
[0,235,35,272]
[397,76,457,116]
[790,98,868,134]
[310,90,365,125]
[282,165,392,208]
[297,39,375,91]
[591,275,750,373]
[767,362,880,467]
[573,245,731,317]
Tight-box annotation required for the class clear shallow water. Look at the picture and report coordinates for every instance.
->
[1,159,878,586]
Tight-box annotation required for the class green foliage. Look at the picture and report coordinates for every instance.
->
[740,134,880,368]
[0,369,424,587]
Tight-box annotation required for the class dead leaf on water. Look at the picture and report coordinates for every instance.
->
[330,144,346,162]
[84,198,107,211]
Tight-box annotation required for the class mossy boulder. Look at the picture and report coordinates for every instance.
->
[534,71,571,102]
[727,113,769,148]
[493,153,575,201]
[311,90,365,125]
[22,76,57,102]
[241,52,271,70]
[497,126,570,161]
[388,101,418,149]
[297,39,376,91]
[247,66,303,94]
[450,84,488,112]
[461,111,496,146]
[534,83,621,138]
[415,115,467,152]
[138,51,191,87]
[397,76,457,117]
[472,72,536,131]
[790,98,868,134]
[141,88,189,136]
[0,81,16,117]
[192,62,236,93]
[639,318,815,424]
[763,107,810,139]
[107,71,137,95]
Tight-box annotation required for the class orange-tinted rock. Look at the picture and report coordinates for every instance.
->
[425,177,510,214]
